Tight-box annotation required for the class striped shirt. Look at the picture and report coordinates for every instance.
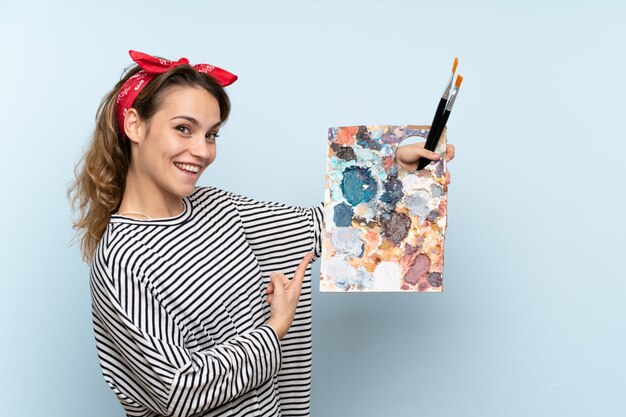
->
[90,186,323,417]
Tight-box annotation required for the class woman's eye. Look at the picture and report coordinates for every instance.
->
[176,125,191,135]
[207,132,220,141]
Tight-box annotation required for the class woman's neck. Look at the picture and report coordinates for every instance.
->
[117,167,184,219]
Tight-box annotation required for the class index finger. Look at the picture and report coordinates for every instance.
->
[290,251,314,287]
[397,143,440,163]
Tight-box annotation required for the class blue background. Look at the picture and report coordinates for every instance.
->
[1,1,624,416]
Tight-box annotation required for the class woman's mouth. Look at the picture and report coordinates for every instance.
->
[174,162,201,176]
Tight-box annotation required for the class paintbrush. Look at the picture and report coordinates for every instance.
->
[417,57,459,171]
[425,74,463,167]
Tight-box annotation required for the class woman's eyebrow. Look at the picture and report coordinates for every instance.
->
[171,115,199,126]
[171,115,221,129]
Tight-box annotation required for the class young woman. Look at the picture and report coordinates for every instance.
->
[69,50,455,417]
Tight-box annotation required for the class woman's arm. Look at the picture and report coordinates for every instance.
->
[224,191,322,415]
[90,257,282,417]
[226,191,323,270]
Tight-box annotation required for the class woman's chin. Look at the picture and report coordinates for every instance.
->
[167,181,198,199]
[178,184,198,197]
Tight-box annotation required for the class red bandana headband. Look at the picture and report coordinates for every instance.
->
[116,50,238,139]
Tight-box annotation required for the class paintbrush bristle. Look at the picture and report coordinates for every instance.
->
[452,57,459,74]
[455,74,463,87]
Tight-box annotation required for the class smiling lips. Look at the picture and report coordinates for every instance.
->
[174,162,201,174]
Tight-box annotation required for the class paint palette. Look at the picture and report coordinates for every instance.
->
[321,125,448,292]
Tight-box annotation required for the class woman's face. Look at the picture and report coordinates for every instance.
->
[132,86,221,199]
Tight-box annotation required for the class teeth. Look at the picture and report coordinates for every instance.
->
[175,163,200,173]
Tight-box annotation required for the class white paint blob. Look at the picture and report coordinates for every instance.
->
[354,202,377,222]
[401,173,423,193]
[406,188,432,219]
[331,228,364,258]
[373,262,403,291]
[322,256,358,290]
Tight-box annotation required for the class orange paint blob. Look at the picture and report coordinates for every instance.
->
[335,126,358,146]
[382,156,395,172]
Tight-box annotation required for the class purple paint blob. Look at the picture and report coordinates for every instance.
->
[403,254,431,285]
[427,272,442,287]
[426,210,439,222]
[328,127,339,141]
[330,143,357,161]
[405,243,419,255]
[381,132,403,144]
[381,211,411,245]
[336,147,357,161]
[434,160,445,177]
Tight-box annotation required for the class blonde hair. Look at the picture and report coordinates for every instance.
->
[68,64,231,263]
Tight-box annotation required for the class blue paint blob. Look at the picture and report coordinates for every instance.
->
[340,166,378,206]
[430,183,444,198]
[404,128,428,139]
[333,203,354,227]
[380,174,404,208]
[356,126,382,150]
[354,267,374,289]
[406,189,431,219]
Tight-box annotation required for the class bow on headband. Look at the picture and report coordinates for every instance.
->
[116,50,238,139]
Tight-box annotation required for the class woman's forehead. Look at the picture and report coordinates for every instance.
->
[157,86,221,123]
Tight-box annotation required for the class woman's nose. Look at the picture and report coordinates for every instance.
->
[189,135,211,159]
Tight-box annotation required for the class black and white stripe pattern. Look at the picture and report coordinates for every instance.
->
[90,186,323,417]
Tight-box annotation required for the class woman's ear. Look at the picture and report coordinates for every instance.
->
[124,108,145,144]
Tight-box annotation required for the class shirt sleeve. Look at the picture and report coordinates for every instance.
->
[89,257,282,417]
[225,191,324,271]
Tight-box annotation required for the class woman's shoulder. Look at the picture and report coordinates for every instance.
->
[188,185,238,207]
[91,220,141,269]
